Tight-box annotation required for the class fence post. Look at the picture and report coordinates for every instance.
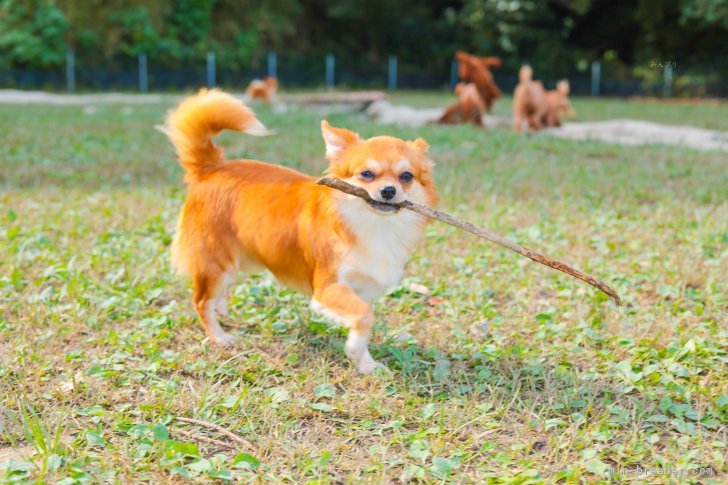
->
[206,51,216,87]
[663,62,673,98]
[388,55,397,90]
[268,51,277,78]
[450,58,458,89]
[591,61,600,96]
[325,53,335,88]
[66,50,75,92]
[138,52,148,92]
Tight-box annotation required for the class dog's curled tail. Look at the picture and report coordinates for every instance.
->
[519,65,533,83]
[160,88,268,179]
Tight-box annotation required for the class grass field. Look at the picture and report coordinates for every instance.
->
[1,94,726,483]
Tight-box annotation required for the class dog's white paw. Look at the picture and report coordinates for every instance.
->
[356,354,386,374]
[210,331,236,347]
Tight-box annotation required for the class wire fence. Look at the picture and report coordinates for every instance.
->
[1,51,724,97]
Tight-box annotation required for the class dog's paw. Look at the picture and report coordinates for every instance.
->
[356,355,387,375]
[210,331,236,347]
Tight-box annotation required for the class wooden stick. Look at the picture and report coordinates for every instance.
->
[317,177,622,306]
[175,416,254,449]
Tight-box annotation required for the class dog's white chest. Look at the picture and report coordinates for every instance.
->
[336,198,425,302]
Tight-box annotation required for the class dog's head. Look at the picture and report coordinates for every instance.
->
[265,77,278,90]
[321,121,437,214]
[519,65,533,83]
[556,79,570,96]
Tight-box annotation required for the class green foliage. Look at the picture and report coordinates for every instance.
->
[0,0,724,79]
[108,6,160,57]
[680,0,728,29]
[446,0,578,73]
[0,0,69,68]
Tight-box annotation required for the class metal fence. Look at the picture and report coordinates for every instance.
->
[1,51,723,97]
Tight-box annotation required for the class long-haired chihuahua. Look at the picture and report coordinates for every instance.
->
[161,89,437,373]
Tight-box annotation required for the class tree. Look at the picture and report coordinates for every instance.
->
[0,0,69,68]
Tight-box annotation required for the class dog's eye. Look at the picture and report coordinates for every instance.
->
[360,170,375,180]
[399,171,413,183]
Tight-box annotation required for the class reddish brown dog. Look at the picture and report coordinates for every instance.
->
[437,83,485,126]
[455,51,501,112]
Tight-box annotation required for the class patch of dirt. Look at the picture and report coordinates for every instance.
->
[365,100,728,152]
[628,97,725,106]
[0,89,169,105]
[4,91,725,152]
[0,446,33,462]
[365,99,511,129]
[545,119,728,152]
[365,100,443,126]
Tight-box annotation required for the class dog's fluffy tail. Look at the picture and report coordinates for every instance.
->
[519,65,533,83]
[160,88,268,179]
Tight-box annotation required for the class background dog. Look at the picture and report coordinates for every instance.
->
[544,80,576,127]
[437,82,485,126]
[512,65,548,134]
[455,51,501,112]
[246,76,278,102]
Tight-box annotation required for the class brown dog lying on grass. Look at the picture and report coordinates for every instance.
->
[245,76,278,102]
[455,51,501,112]
[437,83,485,126]
[544,80,576,127]
[512,65,547,134]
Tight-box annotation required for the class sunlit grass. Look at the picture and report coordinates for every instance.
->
[0,96,726,482]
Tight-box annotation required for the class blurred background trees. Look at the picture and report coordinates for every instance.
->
[0,0,725,90]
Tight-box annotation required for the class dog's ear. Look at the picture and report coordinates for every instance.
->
[321,120,361,160]
[410,138,435,170]
[410,138,429,153]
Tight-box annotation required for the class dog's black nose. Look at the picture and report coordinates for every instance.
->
[380,186,396,200]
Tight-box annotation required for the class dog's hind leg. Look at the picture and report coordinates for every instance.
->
[213,270,235,317]
[513,109,523,134]
[192,268,236,346]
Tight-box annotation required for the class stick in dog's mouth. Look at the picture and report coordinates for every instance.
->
[317,177,623,306]
[319,177,402,213]
[367,199,400,213]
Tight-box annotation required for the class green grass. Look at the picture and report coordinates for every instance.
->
[1,94,726,483]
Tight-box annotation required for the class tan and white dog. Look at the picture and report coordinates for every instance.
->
[512,65,548,134]
[245,76,278,103]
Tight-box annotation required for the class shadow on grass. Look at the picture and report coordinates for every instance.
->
[263,314,626,423]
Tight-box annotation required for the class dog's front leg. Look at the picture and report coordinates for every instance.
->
[311,283,381,374]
